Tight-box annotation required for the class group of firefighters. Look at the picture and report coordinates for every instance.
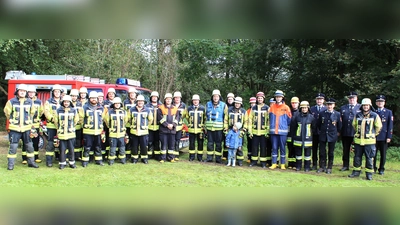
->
[4,84,393,180]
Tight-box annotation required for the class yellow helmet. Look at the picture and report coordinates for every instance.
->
[291,97,299,103]
[299,101,310,108]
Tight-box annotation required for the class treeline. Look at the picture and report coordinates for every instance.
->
[1,39,400,144]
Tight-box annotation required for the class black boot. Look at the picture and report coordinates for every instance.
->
[7,158,15,170]
[142,158,148,164]
[189,154,195,161]
[348,170,361,178]
[261,162,267,169]
[59,164,66,169]
[120,158,126,164]
[95,160,104,166]
[296,159,302,171]
[205,155,213,162]
[304,160,311,172]
[249,160,257,167]
[27,157,39,168]
[215,156,222,164]
[108,160,114,165]
[366,172,373,180]
[46,155,53,167]
[82,161,88,167]
[237,160,243,166]
[69,163,76,169]
[132,158,138,164]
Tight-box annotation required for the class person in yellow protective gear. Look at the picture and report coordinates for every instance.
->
[78,87,88,105]
[244,97,256,163]
[287,96,300,169]
[173,91,187,161]
[187,94,206,161]
[146,91,162,160]
[123,87,138,160]
[70,89,84,161]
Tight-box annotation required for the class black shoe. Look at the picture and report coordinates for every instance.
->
[132,159,138,164]
[378,171,384,175]
[249,162,257,167]
[82,162,88,167]
[296,168,301,171]
[142,159,148,164]
[46,162,53,167]
[189,158,194,161]
[59,164,66,170]
[311,165,317,171]
[206,159,213,163]
[108,161,114,166]
[96,162,104,166]
[366,173,373,180]
[7,165,14,170]
[238,162,243,166]
[326,169,332,174]
[317,168,325,173]
[69,164,76,169]
[28,163,39,168]
[348,171,360,178]
[340,167,349,171]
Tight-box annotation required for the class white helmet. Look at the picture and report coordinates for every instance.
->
[212,89,221,96]
[274,90,284,97]
[113,97,122,104]
[234,97,243,104]
[128,87,137,93]
[164,93,173,100]
[62,95,72,103]
[70,89,79,96]
[151,91,159,98]
[27,85,36,93]
[107,88,116,94]
[227,93,235,99]
[79,87,88,93]
[361,98,372,106]
[89,91,98,98]
[18,84,28,91]
[52,84,62,91]
[61,87,67,94]
[192,94,200,101]
[97,92,104,97]
[137,95,145,101]
[173,91,182,98]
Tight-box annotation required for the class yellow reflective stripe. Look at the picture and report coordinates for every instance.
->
[141,155,148,159]
[154,151,161,154]
[306,124,311,137]
[22,152,27,156]
[26,153,34,158]
[188,150,196,154]
[7,154,17,158]
[160,150,166,154]
[118,155,126,159]
[259,157,267,162]
[108,155,117,160]
[82,156,89,162]
[125,150,131,154]
[293,141,302,146]
[237,156,245,160]
[197,150,203,154]
[74,147,82,152]
[167,150,174,154]
[365,168,374,173]
[251,156,259,161]
[214,151,222,156]
[132,155,139,159]
[296,156,303,160]
[296,124,301,136]
[173,152,179,156]
[304,157,311,160]
[94,156,102,160]
[45,152,55,156]
[353,167,361,171]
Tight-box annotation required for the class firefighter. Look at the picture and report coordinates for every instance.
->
[79,91,107,167]
[317,98,342,174]
[248,92,269,168]
[287,96,300,169]
[244,97,256,163]
[4,84,39,170]
[97,92,105,106]
[54,95,79,169]
[187,94,206,161]
[340,91,361,171]
[310,93,326,170]
[205,90,228,163]
[146,91,161,160]
[348,98,382,180]
[78,87,88,105]
[103,88,116,108]
[61,87,67,98]
[123,87,138,161]
[157,93,180,163]
[128,95,153,164]
[224,96,246,166]
[173,91,187,161]
[43,84,63,167]
[21,85,43,164]
[105,97,128,165]
[226,93,235,108]
[269,90,292,170]
[70,89,83,160]
[290,101,315,172]
[102,88,116,158]
[223,92,235,160]
[374,95,393,175]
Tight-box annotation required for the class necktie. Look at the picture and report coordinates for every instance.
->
[350,105,353,111]
[317,106,320,112]
[378,108,381,112]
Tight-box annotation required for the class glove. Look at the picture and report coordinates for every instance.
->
[350,142,355,152]
[249,133,253,139]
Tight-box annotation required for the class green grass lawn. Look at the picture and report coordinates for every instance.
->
[1,132,400,187]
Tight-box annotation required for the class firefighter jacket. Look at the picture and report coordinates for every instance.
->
[225,129,243,149]
[290,112,315,148]
[105,107,128,138]
[317,110,342,143]
[54,106,79,140]
[205,101,228,131]
[72,100,83,130]
[310,105,326,135]
[103,99,114,109]
[244,107,252,131]
[248,103,269,136]
[187,104,206,134]
[128,106,153,136]
[157,104,180,134]
[146,102,161,131]
[79,103,106,135]
[123,98,136,128]
[79,98,88,106]
[340,103,361,137]
[44,97,61,129]
[174,102,187,131]
[352,111,382,146]
[375,108,394,141]
[31,96,43,129]
[287,108,299,142]
[225,107,246,129]
[269,103,292,135]
[4,97,35,132]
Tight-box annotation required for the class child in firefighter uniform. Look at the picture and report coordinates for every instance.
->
[79,91,107,167]
[54,95,79,169]
[4,84,39,170]
[224,97,246,166]
[105,97,128,165]
[157,93,181,163]
[225,122,243,167]
[128,95,153,164]
[70,89,83,160]
[146,91,161,160]
[173,91,187,161]
[123,87,138,160]
[348,98,382,180]
[290,101,316,172]
[44,84,63,167]
[187,94,206,161]
[248,92,270,168]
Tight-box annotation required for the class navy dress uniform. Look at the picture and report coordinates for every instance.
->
[373,95,393,175]
[317,98,342,174]
[310,93,326,170]
[339,91,361,171]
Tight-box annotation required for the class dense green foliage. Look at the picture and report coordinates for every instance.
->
[1,39,400,144]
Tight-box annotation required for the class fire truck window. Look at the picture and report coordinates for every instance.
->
[137,90,151,104]
[116,90,127,102]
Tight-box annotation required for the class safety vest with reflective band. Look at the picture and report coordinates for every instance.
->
[187,104,205,134]
[128,106,153,136]
[31,96,43,129]
[225,107,246,129]
[146,102,161,131]
[291,113,315,148]
[54,107,79,140]
[72,101,83,130]
[4,97,35,132]
[353,111,382,146]
[123,98,136,127]
[105,108,128,138]
[244,108,252,131]
[158,104,179,134]
[44,97,61,129]
[174,102,187,131]
[248,103,269,136]
[205,101,227,131]
[269,103,292,135]
[79,104,106,135]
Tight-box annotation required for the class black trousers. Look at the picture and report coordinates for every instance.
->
[341,136,354,168]
[132,135,148,158]
[189,133,204,159]
[312,134,320,166]
[319,141,336,169]
[83,134,102,161]
[374,141,388,172]
[247,134,252,160]
[207,130,223,157]
[160,132,175,161]
[353,144,375,173]
[59,139,75,164]
[251,135,266,162]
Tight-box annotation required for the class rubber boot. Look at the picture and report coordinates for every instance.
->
[142,158,148,164]
[34,152,42,163]
[206,154,213,162]
[269,164,278,169]
[120,158,126,164]
[95,160,104,166]
[348,170,361,178]
[304,160,311,172]
[226,159,231,166]
[22,154,27,164]
[366,172,373,180]
[249,160,257,167]
[59,163,66,169]
[296,159,302,171]
[232,159,236,167]
[261,162,267,168]
[27,157,39,168]
[46,155,53,167]
[237,159,243,166]
[280,164,286,170]
[215,156,222,164]
[108,160,114,166]
[197,154,203,162]
[7,158,15,170]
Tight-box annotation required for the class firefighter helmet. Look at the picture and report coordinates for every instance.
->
[61,95,72,103]
[128,87,137,93]
[291,97,299,103]
[79,87,88,93]
[234,97,243,105]
[52,84,62,91]
[151,91,159,98]
[173,91,182,98]
[27,85,36,93]
[299,101,310,108]
[256,92,265,98]
[97,92,104,97]
[164,93,173,100]
[113,97,122,104]
[17,84,28,91]
[192,94,200,101]
[249,97,256,103]
[227,93,235,99]
[89,91,98,98]
[107,88,116,94]
[361,98,372,106]
[137,95,145,101]
[70,89,79,96]
[212,89,221,96]
[61,87,67,94]
[274,90,284,97]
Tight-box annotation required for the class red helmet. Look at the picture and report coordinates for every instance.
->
[256,92,265,98]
